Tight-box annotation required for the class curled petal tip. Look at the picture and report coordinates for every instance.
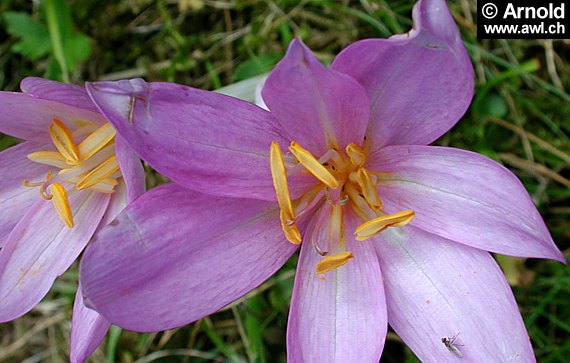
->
[553,250,567,264]
[287,37,308,51]
[279,38,323,72]
[289,37,303,46]
[20,77,43,91]
[540,243,567,264]
[414,0,461,43]
[331,0,472,149]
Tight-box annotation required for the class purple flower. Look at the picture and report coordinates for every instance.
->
[80,0,565,361]
[0,78,145,362]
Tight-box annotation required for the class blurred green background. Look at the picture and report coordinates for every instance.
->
[0,0,569,362]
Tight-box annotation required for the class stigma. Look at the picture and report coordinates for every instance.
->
[23,119,121,228]
[269,140,414,274]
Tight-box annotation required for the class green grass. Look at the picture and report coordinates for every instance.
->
[0,0,569,362]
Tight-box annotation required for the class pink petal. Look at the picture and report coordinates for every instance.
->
[20,77,100,114]
[0,141,52,247]
[98,179,127,229]
[368,145,564,262]
[70,283,110,363]
[0,92,106,143]
[0,190,110,322]
[375,225,535,362]
[262,39,370,155]
[86,79,313,201]
[80,183,299,332]
[115,134,145,203]
[332,0,474,150]
[287,206,387,362]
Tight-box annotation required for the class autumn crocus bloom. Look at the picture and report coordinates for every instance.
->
[0,78,145,362]
[80,0,564,361]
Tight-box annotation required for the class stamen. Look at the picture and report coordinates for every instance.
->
[270,141,296,225]
[289,142,339,189]
[23,171,54,200]
[280,210,302,244]
[312,238,328,256]
[337,195,349,206]
[27,151,69,169]
[346,143,365,167]
[329,148,344,167]
[40,185,52,200]
[49,119,80,164]
[50,182,74,228]
[315,251,353,274]
[23,180,42,188]
[24,121,125,229]
[23,170,53,188]
[325,187,344,206]
[345,183,372,217]
[78,123,116,161]
[294,184,325,217]
[76,156,120,190]
[354,210,415,241]
[66,175,119,193]
[355,168,383,210]
[57,144,115,182]
[329,204,344,248]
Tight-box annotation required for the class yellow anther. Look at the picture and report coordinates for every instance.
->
[50,182,74,228]
[289,142,339,189]
[315,251,353,274]
[49,119,80,164]
[346,143,366,167]
[78,123,116,161]
[27,151,69,169]
[355,168,383,210]
[57,144,116,181]
[270,141,296,224]
[280,210,302,244]
[354,210,415,241]
[24,121,125,229]
[76,155,120,190]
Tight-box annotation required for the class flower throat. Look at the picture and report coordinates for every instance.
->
[23,119,120,228]
[270,141,414,274]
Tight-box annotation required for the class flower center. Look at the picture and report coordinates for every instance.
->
[269,141,414,274]
[23,119,121,228]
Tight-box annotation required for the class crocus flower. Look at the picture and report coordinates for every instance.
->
[79,0,565,361]
[0,78,145,362]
